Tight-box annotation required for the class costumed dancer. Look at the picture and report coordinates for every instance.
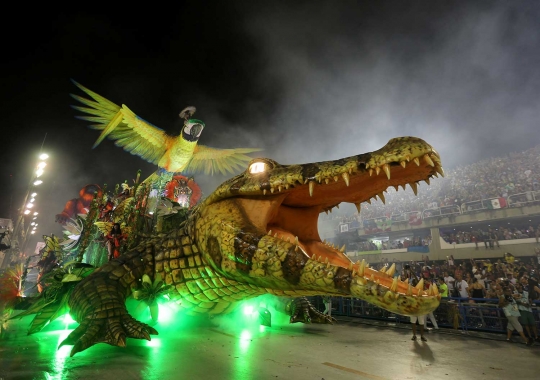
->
[106,223,126,261]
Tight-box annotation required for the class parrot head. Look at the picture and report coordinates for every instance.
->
[182,119,205,142]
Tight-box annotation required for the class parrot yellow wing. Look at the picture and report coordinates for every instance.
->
[183,145,262,176]
[94,222,113,236]
[71,80,173,166]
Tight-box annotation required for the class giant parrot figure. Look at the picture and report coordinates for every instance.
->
[70,80,261,175]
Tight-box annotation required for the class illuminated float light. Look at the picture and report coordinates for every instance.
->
[26,203,34,208]
[31,192,37,197]
[30,231,35,234]
[63,313,75,324]
[39,153,49,160]
[37,161,47,169]
[243,305,254,316]
[24,210,31,215]
[31,222,36,226]
[33,212,38,215]
[35,168,44,177]
[33,179,43,186]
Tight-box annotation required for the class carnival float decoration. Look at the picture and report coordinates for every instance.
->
[0,81,444,358]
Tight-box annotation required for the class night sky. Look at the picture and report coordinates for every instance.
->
[1,1,539,250]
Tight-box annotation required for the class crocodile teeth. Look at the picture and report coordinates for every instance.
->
[436,165,445,177]
[432,284,439,296]
[393,185,399,191]
[340,244,346,253]
[400,184,406,191]
[348,262,353,270]
[409,182,418,196]
[342,172,350,187]
[309,181,315,197]
[324,210,329,215]
[424,154,435,167]
[384,291,394,302]
[424,178,430,185]
[400,160,406,168]
[263,189,267,195]
[267,230,272,235]
[295,236,299,245]
[407,284,413,296]
[380,266,387,274]
[274,232,279,238]
[382,164,390,180]
[413,157,420,166]
[366,198,371,204]
[415,278,424,290]
[386,263,396,277]
[369,169,373,177]
[378,192,386,204]
[270,187,275,193]
[390,277,398,292]
[358,259,366,276]
[375,166,381,176]
[278,186,282,192]
[325,178,330,185]
[354,203,361,213]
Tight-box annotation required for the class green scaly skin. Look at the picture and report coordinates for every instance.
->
[61,136,444,356]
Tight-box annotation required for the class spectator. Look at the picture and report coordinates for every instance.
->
[498,287,532,345]
[437,277,448,297]
[454,273,469,299]
[514,283,538,344]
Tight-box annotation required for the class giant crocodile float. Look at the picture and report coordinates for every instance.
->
[60,136,443,356]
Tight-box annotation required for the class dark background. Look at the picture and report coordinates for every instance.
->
[1,1,539,252]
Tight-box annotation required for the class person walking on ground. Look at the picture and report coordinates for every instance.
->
[410,315,427,342]
[322,295,332,317]
[498,287,532,346]
[515,283,538,345]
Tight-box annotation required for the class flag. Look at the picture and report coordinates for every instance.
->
[488,197,507,209]
[490,199,501,209]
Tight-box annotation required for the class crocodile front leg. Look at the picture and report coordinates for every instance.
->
[60,250,158,356]
[286,297,336,324]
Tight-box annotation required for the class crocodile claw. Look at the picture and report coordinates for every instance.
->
[59,314,158,357]
[287,297,337,325]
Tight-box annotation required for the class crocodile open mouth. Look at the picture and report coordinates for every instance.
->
[231,137,443,296]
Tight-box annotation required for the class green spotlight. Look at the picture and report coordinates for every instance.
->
[258,307,271,327]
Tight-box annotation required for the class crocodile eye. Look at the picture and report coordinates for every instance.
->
[249,161,268,174]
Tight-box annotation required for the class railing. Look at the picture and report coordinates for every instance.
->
[311,296,540,335]
[334,191,540,234]
[422,205,461,219]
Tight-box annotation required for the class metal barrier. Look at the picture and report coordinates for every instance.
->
[507,191,540,208]
[421,205,461,219]
[334,192,539,235]
[311,296,540,335]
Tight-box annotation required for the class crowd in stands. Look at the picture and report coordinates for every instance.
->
[319,144,540,223]
[373,253,540,302]
[440,224,540,246]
